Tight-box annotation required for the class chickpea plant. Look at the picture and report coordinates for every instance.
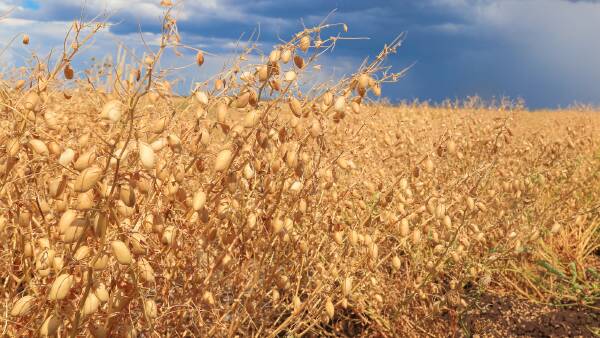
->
[1,3,599,338]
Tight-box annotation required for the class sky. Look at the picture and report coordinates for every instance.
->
[1,0,599,108]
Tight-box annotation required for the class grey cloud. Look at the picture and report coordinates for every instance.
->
[3,0,600,108]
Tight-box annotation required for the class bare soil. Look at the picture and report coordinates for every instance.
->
[462,294,600,337]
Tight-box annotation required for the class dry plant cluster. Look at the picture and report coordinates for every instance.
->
[1,4,599,337]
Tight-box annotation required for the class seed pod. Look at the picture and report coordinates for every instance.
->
[435,203,445,219]
[257,65,269,82]
[240,71,254,83]
[323,91,333,106]
[74,166,102,192]
[306,120,321,139]
[214,149,233,172]
[369,243,379,260]
[111,240,132,265]
[270,218,283,233]
[443,215,452,228]
[349,230,358,246]
[334,96,346,113]
[119,184,136,207]
[58,148,75,167]
[150,139,166,153]
[94,283,109,303]
[144,299,158,319]
[195,91,209,106]
[475,202,487,212]
[391,256,401,270]
[161,226,175,245]
[38,238,50,249]
[269,49,281,63]
[299,35,310,52]
[76,191,95,210]
[235,92,250,108]
[244,110,260,128]
[62,219,87,243]
[424,158,434,172]
[52,256,64,271]
[100,100,122,122]
[466,197,475,211]
[351,100,361,114]
[10,296,35,317]
[14,79,25,91]
[18,209,32,228]
[196,50,204,66]
[333,231,343,245]
[92,254,109,271]
[127,233,146,255]
[151,117,167,134]
[357,74,370,91]
[289,97,302,117]
[93,212,108,239]
[270,79,281,91]
[246,213,257,228]
[64,64,74,79]
[39,315,61,337]
[281,49,292,63]
[192,190,206,211]
[22,34,30,45]
[23,242,33,257]
[286,150,298,168]
[196,129,210,147]
[212,102,227,124]
[137,258,155,283]
[144,55,154,66]
[202,291,215,305]
[29,139,49,156]
[58,210,78,233]
[6,138,20,157]
[74,149,96,171]
[293,55,304,69]
[44,112,59,130]
[447,140,457,154]
[268,289,280,305]
[242,163,254,180]
[400,219,410,237]
[214,78,225,90]
[48,273,74,300]
[284,70,297,82]
[342,277,353,296]
[412,229,422,244]
[73,245,90,261]
[292,295,302,313]
[83,293,100,316]
[325,298,335,319]
[139,142,155,169]
[372,83,382,96]
[290,181,303,193]
[166,134,182,153]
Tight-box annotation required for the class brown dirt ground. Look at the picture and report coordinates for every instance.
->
[462,294,600,338]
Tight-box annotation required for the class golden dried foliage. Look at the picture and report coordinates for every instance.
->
[0,6,599,338]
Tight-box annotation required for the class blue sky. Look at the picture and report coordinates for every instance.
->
[2,0,600,108]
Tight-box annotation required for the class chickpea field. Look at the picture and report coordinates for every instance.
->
[1,4,599,337]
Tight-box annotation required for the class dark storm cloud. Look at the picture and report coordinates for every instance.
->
[7,0,600,108]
